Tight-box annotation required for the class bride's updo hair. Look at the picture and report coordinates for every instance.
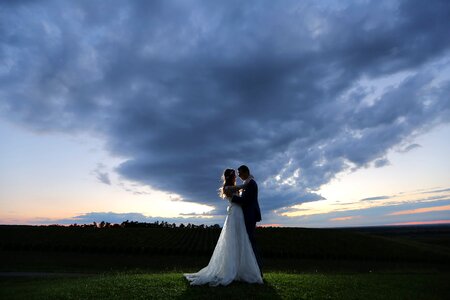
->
[219,168,236,198]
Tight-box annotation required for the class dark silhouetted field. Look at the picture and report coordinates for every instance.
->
[1,224,449,273]
[1,224,449,299]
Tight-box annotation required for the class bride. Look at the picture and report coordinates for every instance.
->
[184,168,263,286]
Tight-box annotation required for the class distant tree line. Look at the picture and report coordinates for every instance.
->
[48,220,222,229]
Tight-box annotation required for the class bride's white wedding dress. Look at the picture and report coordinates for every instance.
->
[184,195,263,286]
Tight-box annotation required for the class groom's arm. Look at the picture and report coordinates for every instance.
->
[231,181,256,205]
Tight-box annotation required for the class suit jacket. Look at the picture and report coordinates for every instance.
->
[231,179,262,224]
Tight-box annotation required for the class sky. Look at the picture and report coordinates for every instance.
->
[1,0,449,228]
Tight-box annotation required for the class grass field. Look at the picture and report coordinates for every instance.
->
[1,225,449,299]
[2,225,449,263]
[1,250,446,274]
[1,272,450,299]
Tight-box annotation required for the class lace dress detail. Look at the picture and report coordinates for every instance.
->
[184,196,263,286]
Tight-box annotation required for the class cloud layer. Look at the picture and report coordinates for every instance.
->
[1,0,450,216]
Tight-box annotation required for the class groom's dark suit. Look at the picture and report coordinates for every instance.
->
[231,179,263,273]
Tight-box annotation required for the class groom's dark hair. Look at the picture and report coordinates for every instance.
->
[238,165,250,174]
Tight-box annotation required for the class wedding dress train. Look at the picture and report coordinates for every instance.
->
[184,198,263,286]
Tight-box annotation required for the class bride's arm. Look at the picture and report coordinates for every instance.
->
[223,182,248,194]
[224,176,254,195]
[231,180,255,205]
[232,179,252,190]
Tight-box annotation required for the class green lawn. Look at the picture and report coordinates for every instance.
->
[1,272,449,300]
[1,225,449,299]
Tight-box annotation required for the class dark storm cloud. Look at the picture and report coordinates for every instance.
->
[1,0,450,216]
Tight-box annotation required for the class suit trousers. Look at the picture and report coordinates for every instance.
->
[244,220,263,275]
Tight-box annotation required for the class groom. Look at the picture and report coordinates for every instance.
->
[231,165,263,275]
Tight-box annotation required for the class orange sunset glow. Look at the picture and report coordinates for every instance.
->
[388,205,450,216]
[389,220,450,226]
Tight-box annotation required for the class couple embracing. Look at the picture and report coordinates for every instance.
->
[184,165,263,286]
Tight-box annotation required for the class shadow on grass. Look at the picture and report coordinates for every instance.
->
[176,279,282,300]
